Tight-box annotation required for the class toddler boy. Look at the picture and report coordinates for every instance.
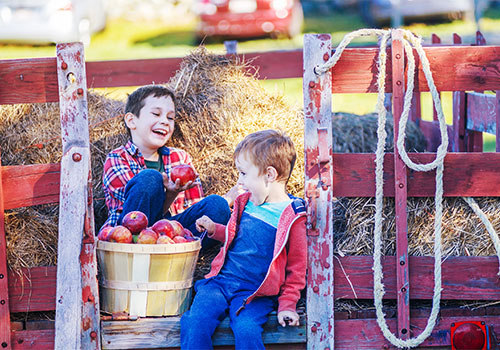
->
[180,129,306,349]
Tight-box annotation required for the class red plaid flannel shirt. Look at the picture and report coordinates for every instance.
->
[102,140,204,228]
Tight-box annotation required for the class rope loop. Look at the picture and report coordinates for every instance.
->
[314,28,500,348]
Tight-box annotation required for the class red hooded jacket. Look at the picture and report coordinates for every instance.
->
[205,192,307,313]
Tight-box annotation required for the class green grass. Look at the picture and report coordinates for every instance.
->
[1,9,498,150]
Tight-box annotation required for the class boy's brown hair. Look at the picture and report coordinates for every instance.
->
[124,85,176,135]
[234,129,296,183]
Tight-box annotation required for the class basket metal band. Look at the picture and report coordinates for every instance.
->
[99,278,193,291]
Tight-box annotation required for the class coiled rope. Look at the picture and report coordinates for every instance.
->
[314,28,500,348]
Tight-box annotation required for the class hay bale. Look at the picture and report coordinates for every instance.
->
[166,47,304,198]
[0,93,126,270]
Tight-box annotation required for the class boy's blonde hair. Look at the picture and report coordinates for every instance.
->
[234,129,296,183]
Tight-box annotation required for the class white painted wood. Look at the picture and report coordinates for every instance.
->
[129,253,150,317]
[303,34,334,350]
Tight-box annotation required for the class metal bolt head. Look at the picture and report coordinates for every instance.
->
[77,88,84,95]
[400,260,405,266]
[401,287,407,293]
[309,81,315,88]
[72,153,82,162]
[398,183,404,188]
[0,300,5,305]
[0,274,3,279]
[395,54,401,59]
[311,325,317,333]
[323,53,329,61]
[61,62,68,70]
[324,262,330,268]
[313,286,319,293]
[1,342,7,348]
[90,331,97,339]
[396,80,402,86]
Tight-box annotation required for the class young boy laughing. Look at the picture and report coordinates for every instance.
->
[101,85,231,248]
[181,129,306,349]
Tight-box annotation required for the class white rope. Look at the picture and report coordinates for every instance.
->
[315,28,500,348]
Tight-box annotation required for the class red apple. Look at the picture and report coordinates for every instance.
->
[183,228,194,238]
[173,235,188,243]
[151,219,175,238]
[97,226,113,241]
[170,164,197,187]
[157,235,175,244]
[137,228,158,244]
[109,225,133,243]
[122,211,148,234]
[170,220,184,237]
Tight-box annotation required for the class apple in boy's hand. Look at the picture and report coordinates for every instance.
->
[122,211,148,234]
[137,228,158,244]
[157,235,175,244]
[173,235,188,243]
[170,164,196,187]
[97,226,113,241]
[152,219,175,238]
[170,220,184,237]
[110,225,133,243]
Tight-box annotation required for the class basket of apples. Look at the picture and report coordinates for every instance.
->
[96,211,201,317]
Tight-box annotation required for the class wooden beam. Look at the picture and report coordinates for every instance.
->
[466,92,497,134]
[1,164,60,210]
[8,267,57,313]
[331,153,500,197]
[11,329,54,350]
[304,34,334,350]
[101,312,306,349]
[391,30,410,339]
[54,42,100,350]
[334,256,500,300]
[0,155,12,349]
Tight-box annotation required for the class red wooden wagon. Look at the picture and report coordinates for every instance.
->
[1,28,499,349]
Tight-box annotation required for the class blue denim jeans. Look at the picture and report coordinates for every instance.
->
[180,276,276,350]
[117,169,231,249]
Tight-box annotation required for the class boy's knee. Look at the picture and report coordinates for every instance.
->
[128,169,164,194]
[202,194,231,223]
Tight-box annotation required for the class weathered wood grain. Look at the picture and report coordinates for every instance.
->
[466,92,497,134]
[331,153,500,197]
[101,312,306,349]
[11,329,54,350]
[1,163,60,210]
[8,267,56,313]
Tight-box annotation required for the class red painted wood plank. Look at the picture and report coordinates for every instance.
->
[0,156,12,349]
[8,267,56,313]
[452,91,467,152]
[334,256,500,300]
[11,329,54,350]
[85,58,183,88]
[497,91,500,152]
[431,34,441,122]
[0,57,58,105]
[391,30,410,339]
[1,164,60,210]
[466,92,497,134]
[332,153,500,197]
[334,314,500,349]
[419,120,454,152]
[329,46,500,93]
[241,50,303,79]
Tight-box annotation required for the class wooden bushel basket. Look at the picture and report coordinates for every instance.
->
[96,239,201,317]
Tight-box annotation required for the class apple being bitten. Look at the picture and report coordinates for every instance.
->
[170,164,196,187]
[137,228,159,244]
[109,225,133,243]
[122,211,148,234]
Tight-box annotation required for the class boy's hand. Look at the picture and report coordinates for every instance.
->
[195,215,216,234]
[277,310,300,327]
[162,173,195,193]
[223,184,246,207]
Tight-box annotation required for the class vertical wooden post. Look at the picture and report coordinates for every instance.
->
[431,34,441,122]
[452,34,467,152]
[55,42,100,350]
[467,32,485,152]
[496,91,500,152]
[303,34,333,350]
[391,29,410,340]
[0,153,11,349]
